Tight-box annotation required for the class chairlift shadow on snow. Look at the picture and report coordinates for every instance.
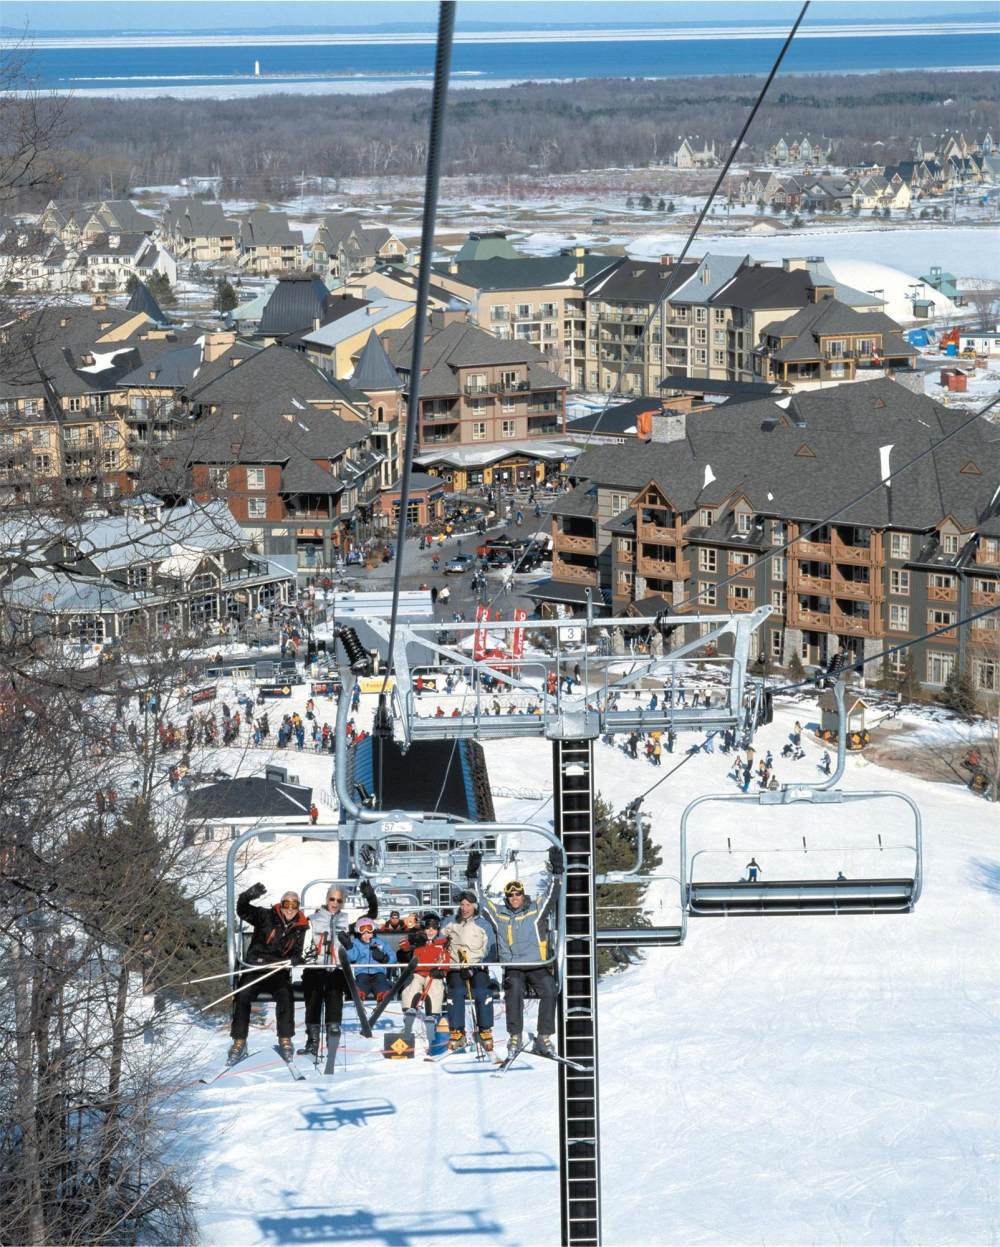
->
[447,1130,556,1174]
[255,1206,501,1244]
[298,1096,395,1132]
[967,856,1000,897]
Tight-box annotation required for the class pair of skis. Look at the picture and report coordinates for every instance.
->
[338,947,419,1038]
[202,1044,306,1083]
[492,1035,589,1077]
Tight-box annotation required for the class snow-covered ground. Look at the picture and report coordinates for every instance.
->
[166,675,1000,1247]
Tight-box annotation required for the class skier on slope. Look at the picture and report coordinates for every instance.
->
[467,849,562,1060]
[442,890,495,1053]
[398,913,451,1051]
[229,884,311,1064]
[343,917,393,1001]
[298,880,378,1059]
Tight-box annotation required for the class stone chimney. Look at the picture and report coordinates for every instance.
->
[660,254,676,267]
[91,291,108,310]
[650,406,687,443]
[782,257,808,271]
[448,259,459,274]
[202,330,236,363]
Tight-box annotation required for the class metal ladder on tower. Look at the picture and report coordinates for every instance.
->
[553,737,601,1247]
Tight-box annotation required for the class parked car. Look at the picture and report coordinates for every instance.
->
[444,554,475,574]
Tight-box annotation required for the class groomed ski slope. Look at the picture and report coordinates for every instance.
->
[181,699,999,1246]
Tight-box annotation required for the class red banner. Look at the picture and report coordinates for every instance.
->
[473,604,489,662]
[511,608,527,661]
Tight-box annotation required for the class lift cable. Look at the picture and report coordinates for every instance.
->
[427,2,812,809]
[380,0,457,698]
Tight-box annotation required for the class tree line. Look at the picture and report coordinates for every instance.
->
[23,68,998,208]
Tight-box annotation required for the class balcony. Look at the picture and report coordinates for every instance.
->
[831,609,876,638]
[552,557,598,586]
[790,601,831,629]
[974,544,1000,567]
[420,431,460,446]
[790,569,831,595]
[792,537,832,560]
[832,534,874,565]
[637,516,680,544]
[971,586,999,607]
[970,624,999,645]
[554,531,597,556]
[727,558,755,580]
[832,573,874,602]
[617,544,634,565]
[928,583,958,603]
[727,594,755,612]
[637,554,689,580]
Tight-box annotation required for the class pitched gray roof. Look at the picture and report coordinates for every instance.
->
[433,252,618,292]
[164,197,237,238]
[185,342,358,408]
[571,378,1000,533]
[350,330,403,392]
[712,265,815,310]
[585,258,697,303]
[240,210,302,249]
[257,274,335,338]
[127,280,167,324]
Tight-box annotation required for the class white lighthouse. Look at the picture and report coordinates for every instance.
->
[253,60,261,77]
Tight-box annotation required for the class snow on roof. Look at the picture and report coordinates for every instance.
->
[77,348,133,374]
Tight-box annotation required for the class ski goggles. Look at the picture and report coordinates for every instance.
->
[504,881,525,897]
[281,895,300,908]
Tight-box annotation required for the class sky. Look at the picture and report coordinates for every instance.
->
[3,0,995,33]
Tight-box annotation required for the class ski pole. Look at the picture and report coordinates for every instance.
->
[198,962,291,1012]
[183,961,292,987]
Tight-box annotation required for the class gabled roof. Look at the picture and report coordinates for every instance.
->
[433,251,618,293]
[164,197,238,238]
[761,298,916,354]
[297,296,413,351]
[350,330,403,392]
[185,342,359,409]
[240,210,303,249]
[584,258,697,303]
[127,280,168,324]
[712,265,815,310]
[186,775,313,820]
[80,231,148,258]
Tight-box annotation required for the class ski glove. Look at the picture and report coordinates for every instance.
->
[371,946,390,963]
[246,882,267,900]
[338,931,354,951]
[465,850,482,880]
[547,847,564,876]
[359,879,377,908]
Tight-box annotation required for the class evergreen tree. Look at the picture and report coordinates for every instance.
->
[125,273,139,294]
[656,197,666,212]
[214,277,238,314]
[593,795,662,975]
[939,665,977,718]
[147,270,176,306]
[788,651,805,680]
[625,195,635,210]
[666,200,675,213]
[639,193,653,211]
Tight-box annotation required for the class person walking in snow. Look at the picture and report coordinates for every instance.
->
[442,891,495,1053]
[745,858,761,883]
[468,850,561,1059]
[229,884,311,1064]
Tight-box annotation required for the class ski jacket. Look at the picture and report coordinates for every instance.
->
[237,889,310,965]
[307,887,377,961]
[442,915,488,963]
[399,934,451,978]
[346,935,393,976]
[477,882,559,964]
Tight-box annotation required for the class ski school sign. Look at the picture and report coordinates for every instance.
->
[190,685,217,705]
[258,685,293,699]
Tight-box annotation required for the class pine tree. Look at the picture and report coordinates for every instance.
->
[147,270,176,306]
[125,273,139,294]
[788,651,805,680]
[214,277,238,313]
[593,795,662,975]
[666,200,675,213]
[639,193,653,211]
[656,197,666,212]
[939,665,977,718]
[625,195,634,210]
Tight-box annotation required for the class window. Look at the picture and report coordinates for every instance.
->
[700,509,715,526]
[515,304,531,319]
[826,339,845,358]
[472,421,487,441]
[610,493,630,517]
[102,450,118,470]
[736,511,754,534]
[243,467,265,490]
[698,582,717,606]
[890,569,910,595]
[890,532,910,560]
[247,497,267,518]
[713,329,726,346]
[67,397,83,412]
[490,306,509,322]
[730,585,754,603]
[771,589,786,612]
[694,328,707,345]
[100,424,117,444]
[942,533,960,555]
[713,308,726,323]
[33,453,51,473]
[694,349,707,365]
[888,651,907,677]
[500,419,515,439]
[616,570,634,594]
[980,538,999,563]
[770,520,786,545]
[615,537,632,557]
[500,396,515,414]
[973,658,998,692]
[698,548,717,573]
[208,467,228,489]
[466,372,486,394]
[927,608,956,629]
[926,651,955,685]
[771,556,786,580]
[695,307,707,323]
[929,573,957,591]
[126,565,149,588]
[770,628,784,658]
[712,350,725,367]
[889,603,909,631]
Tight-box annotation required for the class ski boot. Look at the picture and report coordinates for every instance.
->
[226,1038,247,1066]
[297,1025,320,1057]
[477,1027,494,1053]
[506,1033,522,1061]
[277,1036,294,1061]
[447,1028,467,1053]
[532,1034,555,1057]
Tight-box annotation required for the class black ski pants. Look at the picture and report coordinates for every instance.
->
[230,965,294,1040]
[503,968,557,1038]
[302,967,345,1027]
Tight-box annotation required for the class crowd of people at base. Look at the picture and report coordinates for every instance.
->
[226,850,562,1067]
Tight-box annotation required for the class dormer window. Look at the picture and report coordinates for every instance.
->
[736,511,754,535]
